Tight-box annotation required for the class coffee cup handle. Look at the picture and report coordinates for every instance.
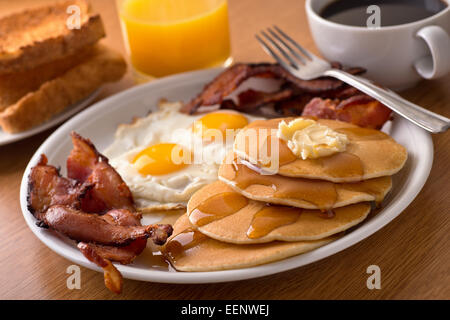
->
[414,25,450,79]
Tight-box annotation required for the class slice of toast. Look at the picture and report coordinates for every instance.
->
[0,44,127,133]
[0,45,95,112]
[0,0,105,75]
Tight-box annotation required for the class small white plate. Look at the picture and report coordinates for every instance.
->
[20,68,433,284]
[0,90,99,146]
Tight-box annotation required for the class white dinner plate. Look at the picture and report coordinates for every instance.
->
[0,90,99,146]
[20,68,433,284]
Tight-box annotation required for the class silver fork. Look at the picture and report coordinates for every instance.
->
[256,26,450,133]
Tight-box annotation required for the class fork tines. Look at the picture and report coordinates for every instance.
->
[255,25,316,70]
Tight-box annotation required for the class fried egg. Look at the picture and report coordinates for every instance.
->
[103,101,263,211]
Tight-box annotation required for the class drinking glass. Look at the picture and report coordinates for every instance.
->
[116,0,232,82]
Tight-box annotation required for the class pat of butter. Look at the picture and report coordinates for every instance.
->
[277,118,349,160]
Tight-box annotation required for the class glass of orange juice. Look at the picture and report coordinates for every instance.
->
[116,0,232,82]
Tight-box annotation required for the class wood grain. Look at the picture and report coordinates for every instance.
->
[0,0,449,300]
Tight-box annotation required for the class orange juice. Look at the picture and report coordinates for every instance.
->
[118,0,232,80]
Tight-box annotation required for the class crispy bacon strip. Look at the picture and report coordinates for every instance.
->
[302,95,392,129]
[232,86,297,112]
[80,239,147,265]
[27,132,174,293]
[27,154,83,215]
[299,97,339,119]
[273,94,318,116]
[225,84,362,117]
[74,207,171,293]
[66,133,99,182]
[77,242,123,294]
[103,208,141,226]
[182,62,366,114]
[73,208,171,292]
[39,205,171,246]
[181,64,255,113]
[263,64,357,93]
[77,209,148,264]
[27,156,136,219]
[335,95,392,129]
[329,86,361,99]
[67,132,135,213]
[40,205,171,246]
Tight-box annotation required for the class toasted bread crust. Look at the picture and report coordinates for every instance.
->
[0,45,96,112]
[0,0,105,75]
[0,45,126,133]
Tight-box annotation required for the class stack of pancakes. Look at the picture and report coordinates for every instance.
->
[162,118,407,271]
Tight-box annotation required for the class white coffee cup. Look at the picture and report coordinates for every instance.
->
[306,0,450,90]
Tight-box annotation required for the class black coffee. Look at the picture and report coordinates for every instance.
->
[320,0,447,27]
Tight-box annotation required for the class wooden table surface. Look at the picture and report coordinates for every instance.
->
[0,0,449,300]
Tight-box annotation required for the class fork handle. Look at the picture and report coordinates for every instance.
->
[324,69,450,133]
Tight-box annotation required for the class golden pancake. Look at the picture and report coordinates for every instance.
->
[233,118,407,182]
[187,181,371,244]
[219,152,392,210]
[162,214,336,272]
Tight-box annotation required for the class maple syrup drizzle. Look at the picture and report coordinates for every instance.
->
[264,135,298,166]
[162,228,207,264]
[147,251,176,272]
[318,209,336,219]
[341,178,389,206]
[232,158,338,210]
[189,191,249,226]
[318,152,364,178]
[247,205,302,239]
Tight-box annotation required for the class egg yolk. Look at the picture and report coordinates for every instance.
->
[132,143,191,176]
[193,112,249,141]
